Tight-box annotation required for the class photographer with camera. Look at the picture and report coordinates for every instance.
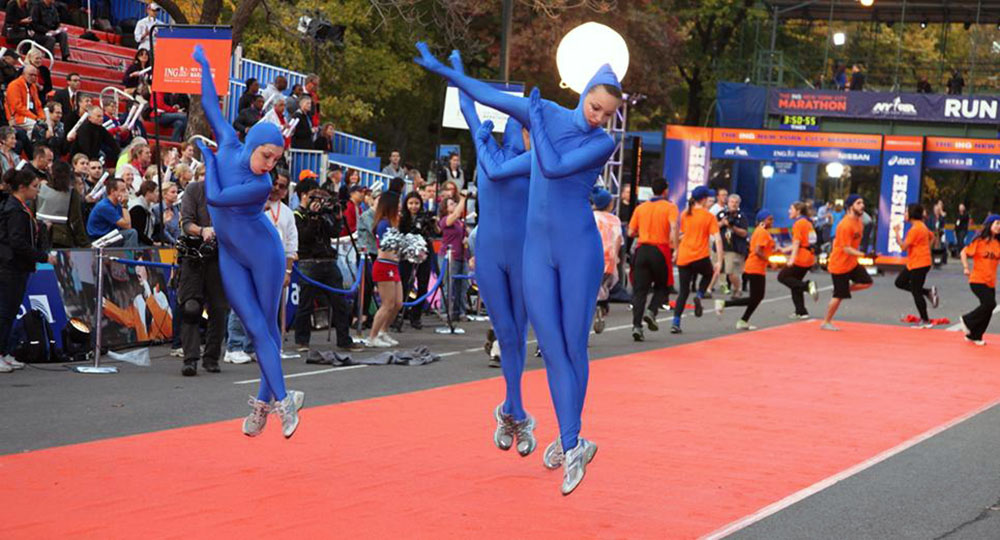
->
[397,191,437,330]
[716,193,749,298]
[293,179,363,352]
[177,176,229,376]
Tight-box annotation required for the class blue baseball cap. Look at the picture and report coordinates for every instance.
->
[591,188,613,210]
[844,193,863,209]
[756,209,773,222]
[691,185,716,201]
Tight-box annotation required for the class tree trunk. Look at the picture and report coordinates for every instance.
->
[684,70,704,126]
[199,0,223,25]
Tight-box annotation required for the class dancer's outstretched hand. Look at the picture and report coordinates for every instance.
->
[414,42,446,74]
[528,87,544,128]
[192,44,208,65]
[476,120,494,144]
[448,49,463,73]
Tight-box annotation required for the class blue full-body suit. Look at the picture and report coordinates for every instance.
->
[451,54,532,422]
[416,44,618,451]
[191,45,288,403]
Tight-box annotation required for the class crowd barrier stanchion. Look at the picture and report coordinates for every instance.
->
[73,247,118,374]
[355,248,367,339]
[279,285,299,359]
[435,247,464,335]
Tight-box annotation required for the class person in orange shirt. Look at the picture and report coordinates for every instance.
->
[821,194,873,331]
[714,209,775,330]
[892,204,940,328]
[627,177,678,341]
[959,214,1000,345]
[671,185,723,334]
[778,201,820,318]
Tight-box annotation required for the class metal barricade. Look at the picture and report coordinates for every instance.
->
[289,149,328,184]
[328,159,393,190]
[226,79,246,124]
[333,131,377,158]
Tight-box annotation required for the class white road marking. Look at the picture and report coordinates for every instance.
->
[233,364,367,385]
[700,397,1000,540]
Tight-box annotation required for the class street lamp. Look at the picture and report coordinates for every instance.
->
[859,0,874,7]
[555,22,630,93]
[833,32,846,46]
[826,162,845,178]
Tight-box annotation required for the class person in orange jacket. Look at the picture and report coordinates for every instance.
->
[892,204,940,328]
[5,65,43,130]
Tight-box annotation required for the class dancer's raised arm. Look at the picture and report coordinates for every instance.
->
[527,88,614,179]
[415,42,530,128]
[192,45,236,146]
[474,121,530,181]
[449,50,485,136]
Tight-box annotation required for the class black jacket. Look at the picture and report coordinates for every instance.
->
[70,121,121,160]
[294,207,337,260]
[233,107,261,139]
[290,111,313,149]
[0,195,48,273]
[30,1,61,34]
[4,1,31,38]
[52,88,80,130]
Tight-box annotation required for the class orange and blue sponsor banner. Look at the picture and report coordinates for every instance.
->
[663,126,712,212]
[925,137,1000,171]
[877,136,924,256]
[709,128,882,165]
[152,27,231,95]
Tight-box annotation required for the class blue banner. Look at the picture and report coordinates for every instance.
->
[768,87,1000,125]
[663,126,712,212]
[877,137,924,256]
[710,129,882,166]
[925,137,1000,172]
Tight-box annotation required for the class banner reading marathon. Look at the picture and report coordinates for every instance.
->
[153,26,232,95]
[710,128,882,166]
[877,136,924,256]
[924,137,1000,172]
[662,125,712,212]
[768,88,1000,125]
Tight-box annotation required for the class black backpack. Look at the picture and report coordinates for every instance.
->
[13,309,60,363]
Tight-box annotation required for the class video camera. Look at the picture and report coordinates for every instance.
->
[176,234,218,261]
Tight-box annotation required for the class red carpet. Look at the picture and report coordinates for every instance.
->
[4,321,1000,539]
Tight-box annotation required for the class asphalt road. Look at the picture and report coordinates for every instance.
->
[3,260,998,538]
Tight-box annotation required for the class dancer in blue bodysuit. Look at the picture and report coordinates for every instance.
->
[416,43,622,495]
[191,45,302,439]
[449,52,535,457]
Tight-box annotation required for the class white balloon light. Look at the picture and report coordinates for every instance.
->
[555,22,630,94]
[832,32,846,46]
[761,164,775,179]
[826,161,845,178]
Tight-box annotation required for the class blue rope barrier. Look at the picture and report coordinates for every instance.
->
[402,259,447,307]
[110,258,178,270]
[293,259,365,296]
[453,274,475,280]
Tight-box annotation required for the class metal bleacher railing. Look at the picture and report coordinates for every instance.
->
[288,149,329,186]
[332,131,376,158]
[226,79,246,124]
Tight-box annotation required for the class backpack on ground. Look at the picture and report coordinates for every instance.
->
[13,308,61,364]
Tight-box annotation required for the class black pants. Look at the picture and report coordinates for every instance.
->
[0,268,29,357]
[963,283,996,341]
[778,264,811,316]
[895,266,931,322]
[178,257,228,366]
[631,244,670,328]
[400,257,431,323]
[358,254,376,327]
[724,273,766,322]
[675,257,713,319]
[294,259,353,347]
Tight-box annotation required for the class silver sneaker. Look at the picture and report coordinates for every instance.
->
[561,438,598,496]
[274,392,302,439]
[275,389,305,411]
[543,437,564,469]
[242,398,270,437]
[514,414,537,457]
[493,404,515,451]
[3,356,24,369]
[808,280,819,302]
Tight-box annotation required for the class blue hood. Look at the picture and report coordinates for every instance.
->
[501,117,526,159]
[574,63,621,132]
[238,121,285,172]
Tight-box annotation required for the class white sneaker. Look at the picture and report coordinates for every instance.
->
[808,280,819,302]
[820,322,840,331]
[736,320,757,331]
[365,335,392,348]
[3,356,25,369]
[169,348,184,358]
[0,359,14,373]
[789,313,810,320]
[714,299,725,318]
[378,331,399,346]
[911,322,934,329]
[225,350,253,364]
[965,336,987,346]
[274,393,301,439]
